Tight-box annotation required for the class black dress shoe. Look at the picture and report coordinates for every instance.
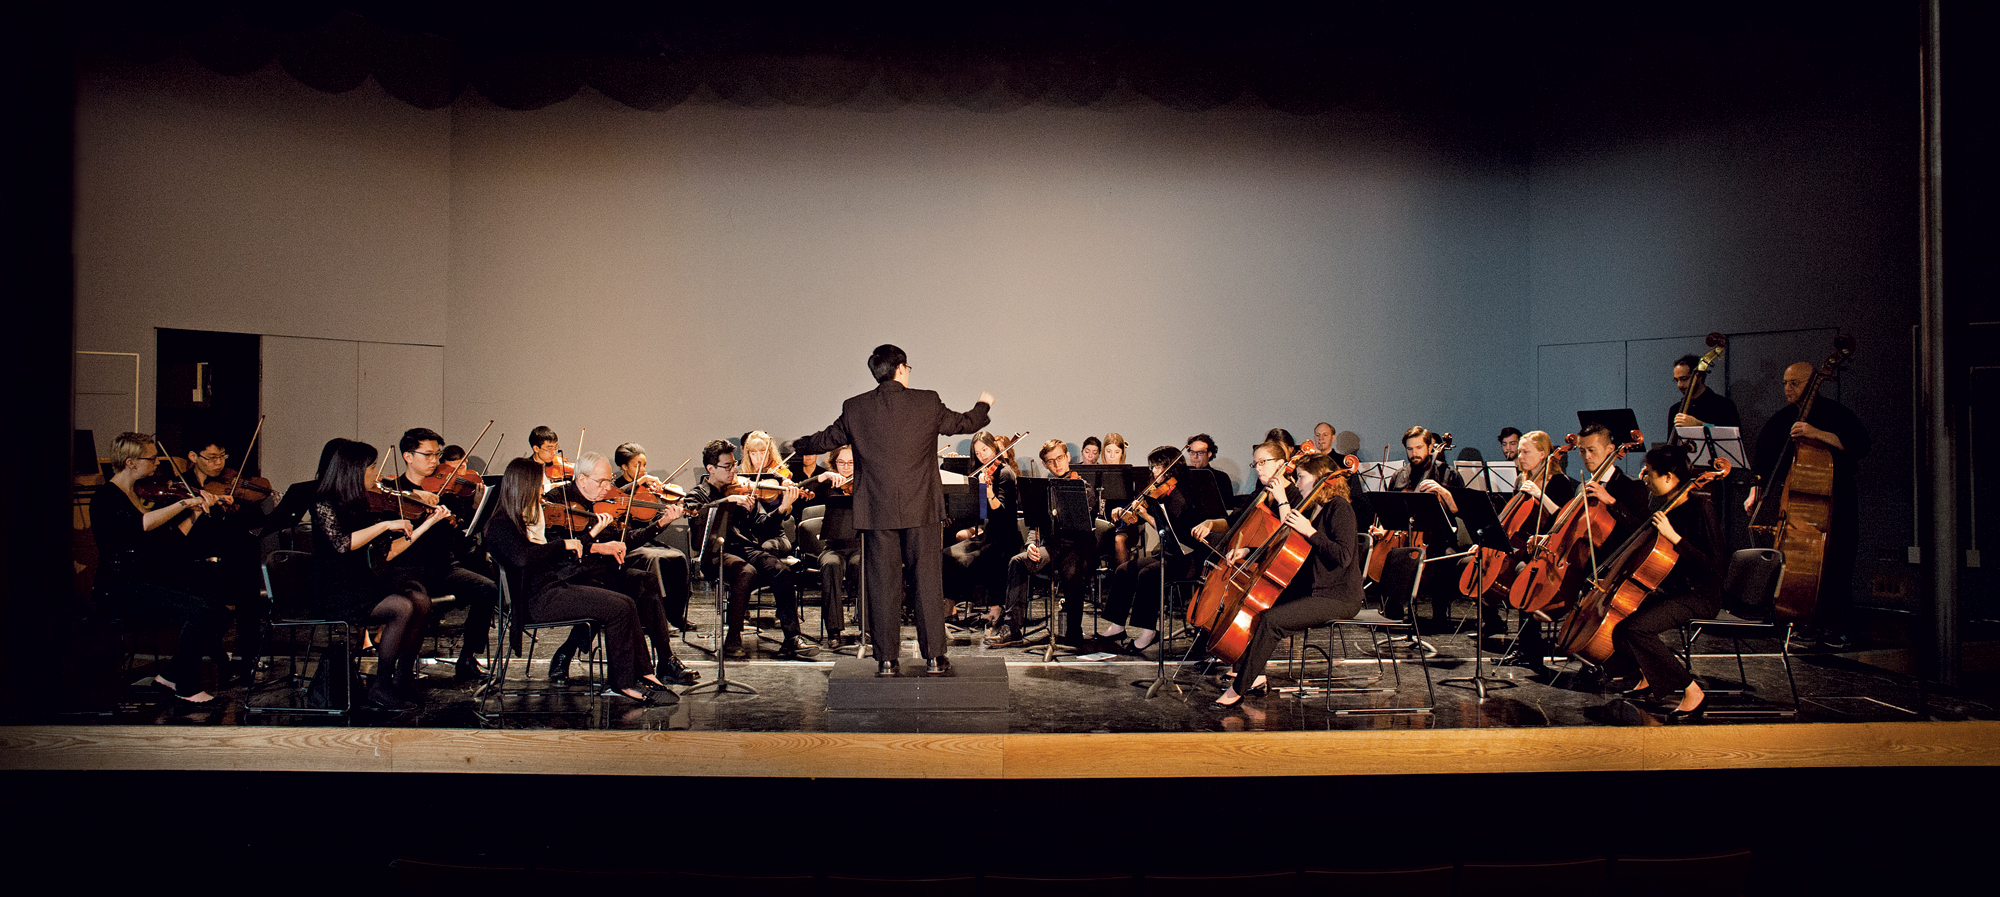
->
[777,636,820,660]
[1619,685,1662,703]
[656,659,700,686]
[548,649,574,687]
[876,660,899,677]
[1664,693,1708,724]
[453,657,487,682]
[925,656,953,675]
[722,636,748,660]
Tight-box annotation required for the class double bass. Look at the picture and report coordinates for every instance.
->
[1506,429,1646,616]
[1555,460,1727,664]
[1673,333,1728,435]
[1188,453,1359,663]
[1750,336,1855,623]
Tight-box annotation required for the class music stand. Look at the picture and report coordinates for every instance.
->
[1138,471,1230,699]
[684,513,759,697]
[1440,487,1518,700]
[1676,425,1748,472]
[1364,492,1441,657]
[1456,459,1517,494]
[1073,464,1137,519]
[1358,459,1405,493]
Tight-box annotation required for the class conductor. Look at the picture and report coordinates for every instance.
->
[796,345,993,675]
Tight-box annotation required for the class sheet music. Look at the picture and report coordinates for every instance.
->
[1675,426,1748,468]
[1455,460,1518,492]
[1358,460,1404,492]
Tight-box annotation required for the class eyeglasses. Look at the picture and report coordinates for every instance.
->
[412,450,442,459]
[712,461,738,470]
[1253,457,1283,469]
[1187,449,1212,457]
[197,451,229,462]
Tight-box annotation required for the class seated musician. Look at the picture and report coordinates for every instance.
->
[310,440,450,710]
[540,449,700,685]
[1184,433,1234,505]
[1499,430,1578,675]
[1101,433,1129,466]
[91,432,230,704]
[530,426,570,491]
[485,457,679,705]
[177,434,269,672]
[1212,447,1364,709]
[1605,445,1722,721]
[1308,421,1336,456]
[1094,445,1201,655]
[612,442,697,634]
[1498,427,1523,462]
[947,431,1022,643]
[803,445,862,647]
[1378,426,1469,627]
[1079,437,1101,465]
[1006,439,1101,649]
[1263,428,1299,455]
[687,438,817,660]
[383,427,499,681]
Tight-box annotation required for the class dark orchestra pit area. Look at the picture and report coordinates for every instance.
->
[20,586,1994,737]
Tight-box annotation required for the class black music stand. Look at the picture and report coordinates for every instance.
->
[1440,487,1519,700]
[1138,471,1229,700]
[1364,492,1442,658]
[1073,464,1138,519]
[684,507,758,698]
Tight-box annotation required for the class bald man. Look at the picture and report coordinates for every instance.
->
[1746,361,1870,649]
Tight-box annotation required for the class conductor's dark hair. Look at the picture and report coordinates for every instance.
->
[529,426,559,448]
[1578,421,1612,442]
[1674,354,1701,371]
[614,442,645,468]
[1498,427,1523,440]
[315,440,379,506]
[1644,444,1695,481]
[702,439,736,468]
[400,427,442,455]
[869,344,908,382]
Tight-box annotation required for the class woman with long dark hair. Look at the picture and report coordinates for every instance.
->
[309,440,449,710]
[1604,444,1722,722]
[485,457,676,704]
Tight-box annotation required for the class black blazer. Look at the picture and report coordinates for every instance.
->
[796,380,989,531]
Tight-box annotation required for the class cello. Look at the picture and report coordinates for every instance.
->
[1750,336,1855,623]
[1188,453,1358,662]
[1459,440,1574,600]
[1364,433,1452,582]
[1555,460,1727,664]
[1506,429,1645,615]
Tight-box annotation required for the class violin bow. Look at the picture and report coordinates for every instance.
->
[223,414,266,504]
[969,431,1030,481]
[438,419,495,493]
[152,438,203,512]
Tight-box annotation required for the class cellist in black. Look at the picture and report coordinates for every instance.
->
[1211,447,1363,709]
[1603,445,1723,722]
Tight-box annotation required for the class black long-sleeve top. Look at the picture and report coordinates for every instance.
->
[1752,396,1870,511]
[484,512,588,600]
[968,465,1022,552]
[90,483,187,588]
[1270,490,1365,619]
[1667,388,1742,435]
[687,479,788,554]
[307,499,391,606]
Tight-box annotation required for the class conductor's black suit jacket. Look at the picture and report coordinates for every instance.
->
[796,380,990,531]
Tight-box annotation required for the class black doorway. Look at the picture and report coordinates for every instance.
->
[156,328,262,477]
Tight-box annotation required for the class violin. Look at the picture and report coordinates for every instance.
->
[595,480,688,524]
[1114,476,1178,527]
[541,498,598,532]
[730,474,813,504]
[203,469,277,509]
[545,455,575,482]
[424,420,494,500]
[368,480,458,528]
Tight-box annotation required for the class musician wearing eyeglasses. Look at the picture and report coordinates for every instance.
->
[1183,433,1234,504]
[381,427,499,681]
[687,438,817,661]
[541,449,700,686]
[612,442,697,634]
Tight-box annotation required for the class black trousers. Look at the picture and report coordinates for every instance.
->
[398,563,498,656]
[1233,592,1351,692]
[1607,588,1709,693]
[715,548,801,639]
[819,546,861,639]
[99,580,230,696]
[1106,555,1191,632]
[1007,536,1095,638]
[529,582,645,690]
[864,524,945,662]
[947,536,1011,611]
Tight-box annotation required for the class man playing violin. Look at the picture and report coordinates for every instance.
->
[612,442,697,633]
[1090,444,1201,655]
[542,450,701,685]
[383,427,500,681]
[687,439,817,661]
[530,426,571,491]
[174,435,273,671]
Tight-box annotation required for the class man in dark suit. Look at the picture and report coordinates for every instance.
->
[796,345,993,675]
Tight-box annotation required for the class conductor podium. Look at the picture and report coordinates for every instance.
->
[824,655,1010,711]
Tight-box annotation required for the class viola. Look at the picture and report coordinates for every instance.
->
[202,469,277,509]
[1555,460,1727,663]
[368,479,458,528]
[595,480,687,524]
[1506,430,1646,615]
[133,474,198,508]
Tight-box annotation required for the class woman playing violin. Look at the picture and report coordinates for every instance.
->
[1602,444,1722,722]
[486,457,680,705]
[947,431,1022,643]
[90,432,231,704]
[1092,445,1198,655]
[310,440,451,710]
[1212,446,1363,709]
